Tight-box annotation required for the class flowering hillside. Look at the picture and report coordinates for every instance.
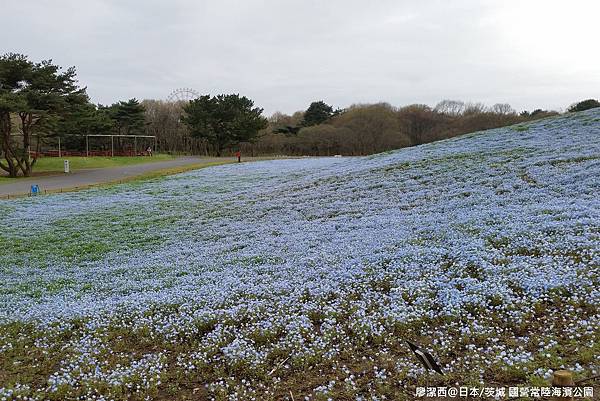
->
[1,109,599,400]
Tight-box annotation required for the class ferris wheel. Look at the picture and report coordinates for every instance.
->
[167,88,200,102]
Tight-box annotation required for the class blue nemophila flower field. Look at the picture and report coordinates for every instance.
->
[1,110,599,400]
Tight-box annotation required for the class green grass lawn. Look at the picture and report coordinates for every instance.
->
[0,154,175,181]
[35,154,175,170]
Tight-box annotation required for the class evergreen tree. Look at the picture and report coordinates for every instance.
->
[182,94,267,156]
[568,99,600,113]
[107,98,146,135]
[0,53,87,177]
[54,102,114,149]
[301,101,335,127]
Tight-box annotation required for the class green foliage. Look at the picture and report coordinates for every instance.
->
[272,125,301,136]
[302,101,335,127]
[103,98,145,135]
[0,53,87,122]
[512,125,529,132]
[182,94,267,155]
[54,102,114,149]
[0,53,88,177]
[273,101,343,138]
[24,154,174,173]
[520,109,557,119]
[567,99,600,113]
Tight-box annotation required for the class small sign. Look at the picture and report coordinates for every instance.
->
[64,160,70,173]
[31,184,40,196]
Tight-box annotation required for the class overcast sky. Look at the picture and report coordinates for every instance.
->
[3,0,599,115]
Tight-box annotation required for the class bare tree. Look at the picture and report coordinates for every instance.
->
[397,104,444,145]
[434,100,465,116]
[463,102,488,115]
[143,100,210,155]
[491,103,516,115]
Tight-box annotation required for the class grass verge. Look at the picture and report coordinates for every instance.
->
[0,154,176,181]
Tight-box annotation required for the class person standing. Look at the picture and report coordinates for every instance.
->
[235,150,241,163]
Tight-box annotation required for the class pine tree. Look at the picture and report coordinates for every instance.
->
[301,101,335,127]
[182,94,267,156]
[107,98,146,135]
[0,53,88,177]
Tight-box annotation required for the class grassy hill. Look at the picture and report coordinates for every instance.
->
[0,109,598,400]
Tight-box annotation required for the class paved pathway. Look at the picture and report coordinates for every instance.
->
[0,157,229,197]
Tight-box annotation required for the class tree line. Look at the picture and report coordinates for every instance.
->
[0,54,152,176]
[2,53,598,177]
[144,98,574,158]
[251,100,560,156]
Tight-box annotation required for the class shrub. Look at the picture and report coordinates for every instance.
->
[567,99,600,113]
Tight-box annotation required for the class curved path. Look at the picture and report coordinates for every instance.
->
[0,156,230,197]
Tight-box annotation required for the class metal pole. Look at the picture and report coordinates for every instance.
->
[58,137,61,158]
[111,135,114,157]
[86,135,89,157]
[134,137,137,156]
